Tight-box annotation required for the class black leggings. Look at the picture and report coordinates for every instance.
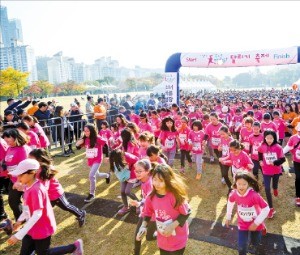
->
[134,217,157,255]
[159,247,186,255]
[20,234,76,255]
[294,161,300,197]
[180,150,192,168]
[8,181,23,220]
[220,164,232,189]
[51,193,83,218]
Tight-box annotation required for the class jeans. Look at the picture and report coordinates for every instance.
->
[163,149,176,167]
[180,150,192,168]
[89,163,108,195]
[293,161,300,197]
[194,154,203,174]
[263,174,280,208]
[238,230,262,255]
[121,181,138,207]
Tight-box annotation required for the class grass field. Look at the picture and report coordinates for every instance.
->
[0,148,299,255]
[0,95,300,254]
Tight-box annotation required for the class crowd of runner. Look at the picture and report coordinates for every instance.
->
[0,87,300,255]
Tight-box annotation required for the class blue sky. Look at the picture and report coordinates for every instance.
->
[2,1,300,78]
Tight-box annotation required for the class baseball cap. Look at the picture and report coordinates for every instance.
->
[9,159,40,176]
[222,106,228,113]
[70,102,77,107]
[4,110,14,116]
[32,100,40,105]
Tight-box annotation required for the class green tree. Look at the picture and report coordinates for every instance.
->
[125,78,137,91]
[0,67,29,97]
[34,80,54,97]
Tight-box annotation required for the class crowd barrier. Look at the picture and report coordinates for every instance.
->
[2,113,119,157]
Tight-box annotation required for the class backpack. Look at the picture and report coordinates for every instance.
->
[114,164,130,182]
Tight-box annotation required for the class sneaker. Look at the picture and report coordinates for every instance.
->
[296,198,300,207]
[84,194,94,203]
[273,189,278,197]
[210,156,215,163]
[188,163,193,168]
[196,173,202,180]
[0,213,8,221]
[78,210,86,227]
[267,208,276,219]
[73,239,84,255]
[105,173,111,184]
[221,177,226,185]
[180,167,185,174]
[3,219,12,236]
[117,206,130,216]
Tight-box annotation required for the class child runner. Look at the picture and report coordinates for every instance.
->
[132,159,156,255]
[150,110,161,143]
[16,122,41,150]
[188,120,205,180]
[239,117,254,154]
[258,130,286,218]
[178,116,192,174]
[138,131,155,159]
[28,149,86,227]
[157,117,179,167]
[0,131,9,221]
[218,126,234,192]
[249,122,264,180]
[75,123,110,203]
[109,149,139,215]
[146,145,167,164]
[99,120,112,158]
[283,122,300,206]
[120,128,140,157]
[108,122,121,150]
[226,171,270,255]
[138,112,153,133]
[7,159,83,255]
[137,164,191,255]
[219,140,254,178]
[272,111,286,145]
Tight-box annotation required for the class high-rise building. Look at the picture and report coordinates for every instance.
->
[9,19,23,44]
[0,6,10,48]
[0,42,38,82]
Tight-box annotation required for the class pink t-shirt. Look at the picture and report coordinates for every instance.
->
[31,123,50,148]
[228,151,253,176]
[218,113,232,126]
[273,118,286,139]
[258,143,284,175]
[249,134,264,161]
[140,177,153,218]
[205,122,223,149]
[5,145,31,182]
[129,114,140,125]
[260,121,277,133]
[99,129,112,141]
[0,138,8,177]
[27,130,41,150]
[124,152,139,180]
[125,141,139,157]
[220,137,234,157]
[143,192,190,251]
[287,134,300,163]
[37,168,64,201]
[83,136,106,166]
[240,127,253,153]
[231,114,244,131]
[178,127,191,151]
[254,111,263,122]
[138,146,148,159]
[228,188,268,231]
[138,122,153,133]
[150,118,161,138]
[24,181,56,239]
[188,130,205,154]
[159,130,178,152]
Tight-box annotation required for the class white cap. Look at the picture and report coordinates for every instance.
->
[70,102,77,107]
[295,123,300,132]
[222,106,228,113]
[9,159,40,176]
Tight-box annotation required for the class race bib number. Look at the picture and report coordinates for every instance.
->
[243,142,250,151]
[192,142,201,151]
[165,139,175,149]
[296,149,300,160]
[179,134,187,144]
[252,145,259,155]
[237,205,257,222]
[222,145,229,157]
[156,219,176,236]
[211,137,221,146]
[86,148,98,159]
[4,154,13,163]
[264,152,277,165]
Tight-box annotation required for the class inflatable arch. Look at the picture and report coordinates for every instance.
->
[163,46,300,105]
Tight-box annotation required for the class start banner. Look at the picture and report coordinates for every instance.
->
[180,46,298,68]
